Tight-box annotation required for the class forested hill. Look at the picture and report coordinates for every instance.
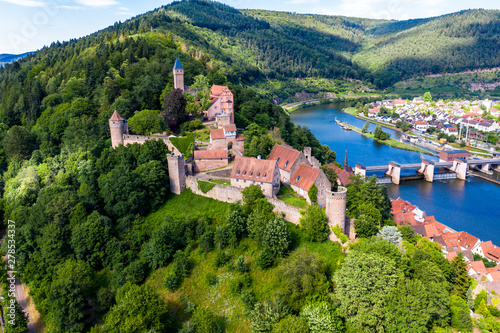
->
[107,1,500,88]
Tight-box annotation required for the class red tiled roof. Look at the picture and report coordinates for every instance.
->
[193,150,228,160]
[268,144,301,172]
[210,129,225,140]
[393,212,417,226]
[469,261,487,275]
[210,85,231,97]
[290,164,321,191]
[327,163,354,186]
[236,134,244,141]
[447,252,458,262]
[223,124,237,132]
[489,271,500,281]
[423,223,440,238]
[230,156,277,184]
[109,110,125,121]
[481,241,500,263]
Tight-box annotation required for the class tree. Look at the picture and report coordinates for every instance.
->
[377,226,401,245]
[46,278,87,333]
[140,220,175,270]
[103,283,170,332]
[451,252,470,298]
[247,199,275,244]
[361,121,369,133]
[451,295,474,332]
[161,88,187,132]
[2,125,36,161]
[320,164,338,191]
[373,124,390,140]
[423,92,432,102]
[272,315,309,333]
[354,202,381,238]
[334,252,399,332]
[299,205,329,242]
[301,302,343,333]
[262,218,291,258]
[71,211,113,268]
[308,183,318,203]
[321,145,336,163]
[242,184,264,213]
[127,109,165,135]
[278,249,330,312]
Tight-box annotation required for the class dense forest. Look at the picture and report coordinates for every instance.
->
[0,0,499,332]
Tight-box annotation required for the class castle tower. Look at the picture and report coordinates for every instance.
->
[303,147,312,164]
[167,153,186,195]
[173,59,184,92]
[344,149,348,169]
[109,110,125,148]
[325,186,348,240]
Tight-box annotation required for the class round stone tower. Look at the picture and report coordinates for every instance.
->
[109,110,125,148]
[325,186,347,236]
[173,58,184,92]
[167,153,186,195]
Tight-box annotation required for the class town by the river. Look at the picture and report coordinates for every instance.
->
[290,103,500,245]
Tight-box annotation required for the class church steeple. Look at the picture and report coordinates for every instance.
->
[344,148,348,169]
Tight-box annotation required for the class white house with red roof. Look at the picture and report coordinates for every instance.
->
[230,156,280,197]
[289,164,331,207]
[206,85,234,125]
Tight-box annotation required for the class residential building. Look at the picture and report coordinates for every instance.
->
[230,156,280,197]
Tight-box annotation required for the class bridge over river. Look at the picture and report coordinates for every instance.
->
[355,157,500,184]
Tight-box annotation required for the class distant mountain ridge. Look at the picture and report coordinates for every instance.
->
[0,52,32,64]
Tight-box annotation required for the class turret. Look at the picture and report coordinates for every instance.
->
[325,186,348,240]
[109,110,125,148]
[167,153,186,195]
[173,58,184,92]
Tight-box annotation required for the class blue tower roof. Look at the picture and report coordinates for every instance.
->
[173,58,183,70]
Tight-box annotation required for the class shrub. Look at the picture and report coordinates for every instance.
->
[299,205,329,242]
[308,183,318,203]
[257,247,276,269]
[235,256,250,273]
[163,251,190,291]
[215,225,230,249]
[331,225,348,244]
[229,273,252,296]
[214,251,231,268]
[262,218,291,258]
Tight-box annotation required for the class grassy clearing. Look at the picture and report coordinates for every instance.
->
[197,180,216,193]
[280,193,309,209]
[277,183,294,196]
[144,189,233,228]
[193,127,211,142]
[170,135,195,154]
[210,179,231,186]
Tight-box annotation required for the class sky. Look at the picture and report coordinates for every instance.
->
[1,0,499,54]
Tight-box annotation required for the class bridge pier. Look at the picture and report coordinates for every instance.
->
[386,162,401,185]
[481,163,491,173]
[452,158,468,180]
[355,164,366,179]
[418,159,435,182]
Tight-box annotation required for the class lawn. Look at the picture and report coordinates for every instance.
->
[193,127,211,142]
[280,193,309,209]
[210,179,231,186]
[144,189,233,228]
[277,183,294,196]
[170,135,195,155]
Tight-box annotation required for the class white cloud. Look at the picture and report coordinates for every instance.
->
[58,4,84,10]
[118,6,129,11]
[0,0,45,7]
[74,0,118,7]
[287,0,319,4]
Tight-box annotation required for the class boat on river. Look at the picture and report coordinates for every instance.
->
[335,118,352,131]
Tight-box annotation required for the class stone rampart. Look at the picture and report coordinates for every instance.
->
[122,134,180,154]
[267,198,303,224]
[185,176,303,223]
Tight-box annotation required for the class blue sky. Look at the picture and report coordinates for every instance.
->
[1,0,499,54]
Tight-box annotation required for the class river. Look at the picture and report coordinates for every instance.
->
[290,103,500,246]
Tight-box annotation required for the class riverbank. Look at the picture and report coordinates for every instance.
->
[282,95,397,113]
[336,120,431,155]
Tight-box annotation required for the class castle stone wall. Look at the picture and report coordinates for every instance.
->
[122,135,180,155]
[167,154,186,195]
[185,176,302,224]
[194,158,229,172]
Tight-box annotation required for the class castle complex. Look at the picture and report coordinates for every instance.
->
[109,58,348,240]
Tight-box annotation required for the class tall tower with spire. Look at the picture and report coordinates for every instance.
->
[344,148,353,173]
[173,59,184,92]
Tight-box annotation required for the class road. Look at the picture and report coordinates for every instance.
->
[15,279,37,333]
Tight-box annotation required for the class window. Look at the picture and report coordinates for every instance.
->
[256,172,260,178]
[285,161,289,167]
[236,170,240,175]
[263,173,267,178]
[249,171,253,177]
[242,171,246,176]
[296,175,301,182]
[276,157,280,163]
